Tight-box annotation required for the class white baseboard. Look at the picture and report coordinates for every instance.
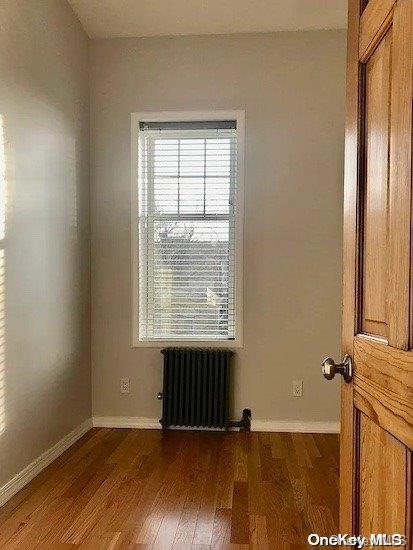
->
[92,416,340,434]
[252,419,340,434]
[92,416,238,431]
[0,418,93,508]
[93,416,161,429]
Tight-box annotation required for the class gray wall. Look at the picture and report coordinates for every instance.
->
[0,1,91,487]
[90,30,346,425]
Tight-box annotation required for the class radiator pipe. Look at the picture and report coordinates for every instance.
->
[225,408,252,432]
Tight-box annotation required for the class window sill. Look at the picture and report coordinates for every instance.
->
[131,338,243,349]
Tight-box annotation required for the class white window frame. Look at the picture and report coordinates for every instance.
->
[131,110,245,348]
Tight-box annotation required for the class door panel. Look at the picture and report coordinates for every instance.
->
[341,0,413,541]
[361,30,391,338]
[359,412,408,533]
[388,0,413,349]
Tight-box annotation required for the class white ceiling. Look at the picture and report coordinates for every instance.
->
[68,0,348,39]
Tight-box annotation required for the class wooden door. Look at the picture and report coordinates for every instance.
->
[341,0,413,540]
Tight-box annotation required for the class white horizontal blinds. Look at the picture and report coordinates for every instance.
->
[138,121,237,341]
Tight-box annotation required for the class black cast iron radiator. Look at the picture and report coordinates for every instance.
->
[160,348,234,429]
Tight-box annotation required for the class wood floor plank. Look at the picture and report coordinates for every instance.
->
[291,434,313,469]
[249,514,269,549]
[172,508,198,549]
[230,481,249,544]
[0,429,339,549]
[210,508,232,549]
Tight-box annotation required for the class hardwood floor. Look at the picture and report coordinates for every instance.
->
[0,429,339,549]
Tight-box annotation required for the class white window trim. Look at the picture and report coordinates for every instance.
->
[131,110,245,348]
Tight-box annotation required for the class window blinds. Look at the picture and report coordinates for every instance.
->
[137,121,238,341]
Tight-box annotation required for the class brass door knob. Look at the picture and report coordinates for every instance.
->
[322,354,353,383]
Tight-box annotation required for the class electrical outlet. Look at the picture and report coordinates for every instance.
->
[120,377,130,394]
[292,380,303,397]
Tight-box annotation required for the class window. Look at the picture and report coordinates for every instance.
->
[132,111,244,346]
